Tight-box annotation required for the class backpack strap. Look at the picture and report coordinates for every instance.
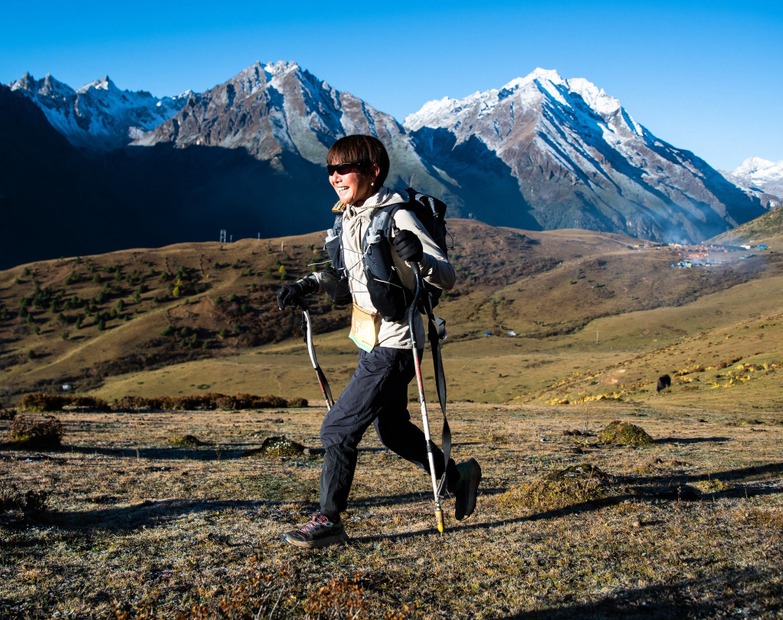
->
[389,199,450,414]
[420,281,451,494]
[385,200,451,421]
[322,203,350,303]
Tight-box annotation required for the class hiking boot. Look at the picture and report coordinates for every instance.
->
[454,458,482,521]
[281,513,348,549]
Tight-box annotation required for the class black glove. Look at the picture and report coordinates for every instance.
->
[393,229,424,262]
[277,276,318,310]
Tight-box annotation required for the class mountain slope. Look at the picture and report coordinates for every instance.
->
[2,220,780,405]
[724,157,783,207]
[710,202,783,245]
[405,68,765,242]
[10,73,186,150]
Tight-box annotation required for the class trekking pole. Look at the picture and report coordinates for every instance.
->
[408,262,445,534]
[300,305,334,411]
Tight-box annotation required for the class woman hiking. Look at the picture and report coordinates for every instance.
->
[277,134,481,548]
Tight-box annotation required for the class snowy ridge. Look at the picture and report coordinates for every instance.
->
[404,68,641,139]
[732,157,783,184]
[726,157,783,204]
[405,67,646,168]
[404,67,764,242]
[5,63,768,244]
[10,72,187,150]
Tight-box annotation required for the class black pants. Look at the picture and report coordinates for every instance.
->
[319,346,457,517]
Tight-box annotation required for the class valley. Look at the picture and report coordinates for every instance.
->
[2,219,783,413]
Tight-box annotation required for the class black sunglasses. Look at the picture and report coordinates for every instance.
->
[327,162,367,175]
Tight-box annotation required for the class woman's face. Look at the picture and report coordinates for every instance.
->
[328,162,379,206]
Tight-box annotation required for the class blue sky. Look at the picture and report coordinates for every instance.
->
[2,0,781,171]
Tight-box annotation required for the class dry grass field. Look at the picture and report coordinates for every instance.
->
[1,402,782,618]
[2,219,783,617]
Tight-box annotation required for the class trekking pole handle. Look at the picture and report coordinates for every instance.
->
[301,306,334,411]
[301,307,318,369]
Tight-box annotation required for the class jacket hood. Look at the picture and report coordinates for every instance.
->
[351,186,407,214]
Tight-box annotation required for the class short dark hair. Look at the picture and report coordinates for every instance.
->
[327,135,390,187]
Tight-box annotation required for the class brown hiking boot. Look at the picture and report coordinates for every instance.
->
[282,513,348,549]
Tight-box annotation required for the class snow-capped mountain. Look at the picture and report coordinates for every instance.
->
[1,62,770,267]
[405,68,764,242]
[10,73,187,150]
[726,157,783,204]
[133,61,454,201]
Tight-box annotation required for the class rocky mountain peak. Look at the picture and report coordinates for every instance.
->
[726,157,783,205]
[77,75,118,93]
[12,72,75,101]
[4,62,769,254]
[405,68,764,241]
[10,71,185,149]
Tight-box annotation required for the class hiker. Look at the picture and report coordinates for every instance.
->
[276,134,481,548]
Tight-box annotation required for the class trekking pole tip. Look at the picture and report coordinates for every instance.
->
[435,509,445,534]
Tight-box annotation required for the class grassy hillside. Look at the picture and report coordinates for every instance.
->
[710,205,783,245]
[2,219,783,412]
[0,234,337,399]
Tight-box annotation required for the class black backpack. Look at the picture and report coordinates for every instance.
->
[325,187,451,321]
[395,188,450,310]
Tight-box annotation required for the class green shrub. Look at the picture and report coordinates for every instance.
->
[257,435,308,458]
[499,464,611,512]
[18,393,108,412]
[598,420,654,446]
[109,393,308,412]
[8,414,64,449]
[19,393,68,412]
[167,434,206,448]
